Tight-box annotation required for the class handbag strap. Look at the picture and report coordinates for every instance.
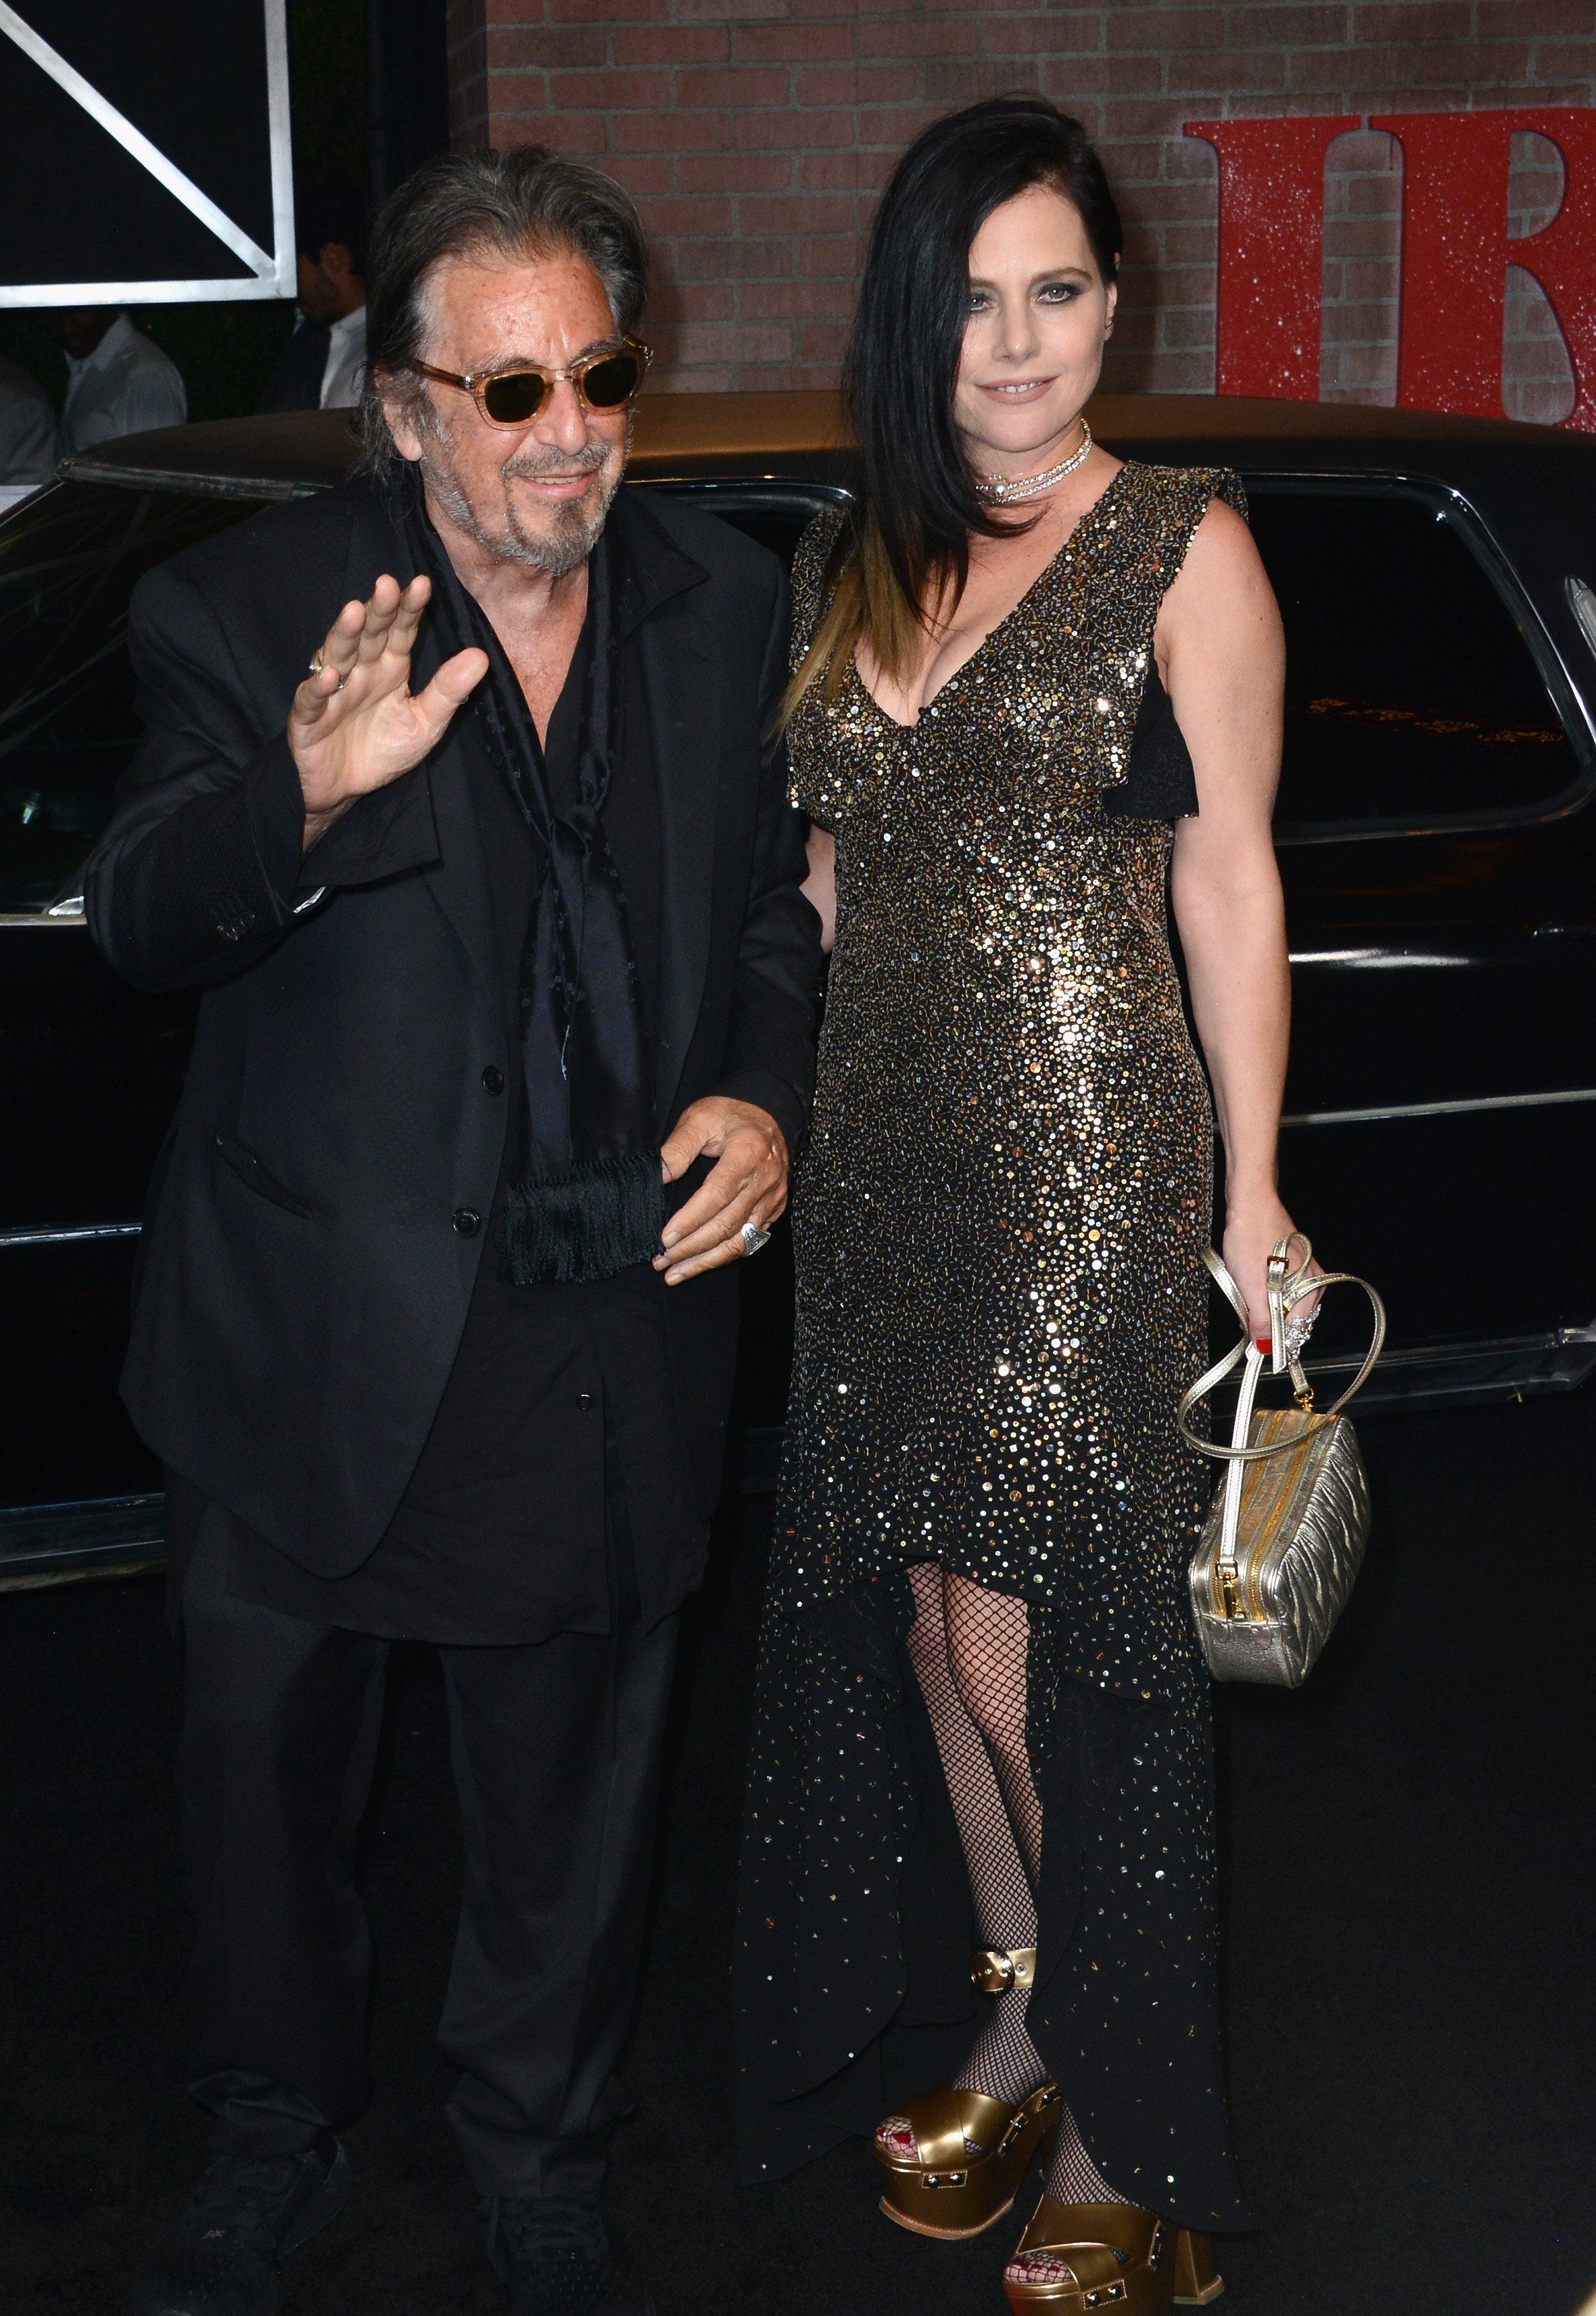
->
[1177,1234,1387,1465]
[1213,1341,1266,1585]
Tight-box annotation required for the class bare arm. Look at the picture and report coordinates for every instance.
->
[802,824,836,953]
[1163,499,1311,1337]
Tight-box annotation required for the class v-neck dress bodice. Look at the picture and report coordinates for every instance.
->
[778,460,1246,1690]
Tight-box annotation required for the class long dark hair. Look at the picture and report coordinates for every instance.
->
[788,98,1121,714]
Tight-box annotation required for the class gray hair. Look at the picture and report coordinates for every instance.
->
[355,144,649,478]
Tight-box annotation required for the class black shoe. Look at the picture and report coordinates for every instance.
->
[484,2193,656,2316]
[128,2141,351,2316]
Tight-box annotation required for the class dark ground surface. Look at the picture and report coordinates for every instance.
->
[3,1394,1593,2315]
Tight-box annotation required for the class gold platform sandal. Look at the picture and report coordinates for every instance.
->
[874,1947,1058,2241]
[1002,2200,1225,2313]
[1173,2231,1223,2305]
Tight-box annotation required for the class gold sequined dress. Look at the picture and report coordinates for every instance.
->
[736,466,1252,2229]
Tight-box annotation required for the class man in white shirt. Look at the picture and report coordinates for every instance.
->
[47,310,187,454]
[257,176,368,415]
[319,298,367,410]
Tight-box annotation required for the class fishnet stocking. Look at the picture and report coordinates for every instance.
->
[904,1560,1129,2210]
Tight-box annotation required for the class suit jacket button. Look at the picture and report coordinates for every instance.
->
[482,1065,505,1096]
[452,1207,482,1237]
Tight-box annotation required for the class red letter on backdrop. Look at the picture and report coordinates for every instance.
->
[1373,111,1515,419]
[1374,107,1596,432]
[1184,115,1357,399]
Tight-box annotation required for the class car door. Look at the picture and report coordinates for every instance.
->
[1243,474,1596,1407]
[0,478,258,1585]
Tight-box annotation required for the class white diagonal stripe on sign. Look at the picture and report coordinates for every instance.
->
[0,1,274,278]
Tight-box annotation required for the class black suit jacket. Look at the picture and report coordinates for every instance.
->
[83,479,820,1578]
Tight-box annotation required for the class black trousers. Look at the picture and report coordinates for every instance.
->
[176,1498,679,2199]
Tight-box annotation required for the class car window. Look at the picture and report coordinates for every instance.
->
[633,480,851,570]
[0,482,257,912]
[1246,482,1578,837]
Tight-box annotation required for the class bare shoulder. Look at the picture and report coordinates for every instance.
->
[1163,494,1280,644]
[1179,494,1267,583]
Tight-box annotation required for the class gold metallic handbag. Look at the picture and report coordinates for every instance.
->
[1181,1235,1386,1688]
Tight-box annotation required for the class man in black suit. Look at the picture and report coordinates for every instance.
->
[256,174,369,414]
[86,147,819,2316]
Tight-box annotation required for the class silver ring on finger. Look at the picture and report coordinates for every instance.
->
[740,1220,772,1258]
[308,649,346,691]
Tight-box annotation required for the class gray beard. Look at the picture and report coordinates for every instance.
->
[419,440,624,578]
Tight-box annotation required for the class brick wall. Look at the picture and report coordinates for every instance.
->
[447,0,492,146]
[444,0,1596,413]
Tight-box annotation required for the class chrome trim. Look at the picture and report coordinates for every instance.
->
[1288,948,1474,969]
[1566,573,1596,664]
[0,0,294,306]
[0,910,85,928]
[1282,1087,1596,1128]
[1300,1322,1596,1412]
[637,477,854,517]
[0,1492,164,1594]
[53,458,323,503]
[0,1222,141,1249]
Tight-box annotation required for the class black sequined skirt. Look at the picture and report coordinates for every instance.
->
[734,1568,1249,2231]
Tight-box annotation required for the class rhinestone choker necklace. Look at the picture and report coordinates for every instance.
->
[975,422,1093,505]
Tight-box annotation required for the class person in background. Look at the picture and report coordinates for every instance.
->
[45,310,186,453]
[258,174,369,414]
[0,352,58,488]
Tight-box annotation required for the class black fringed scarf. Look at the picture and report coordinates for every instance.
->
[400,477,663,1283]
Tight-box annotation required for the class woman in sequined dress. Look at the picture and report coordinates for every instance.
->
[736,99,1317,2315]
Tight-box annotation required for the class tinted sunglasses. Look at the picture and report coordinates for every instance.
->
[409,336,652,428]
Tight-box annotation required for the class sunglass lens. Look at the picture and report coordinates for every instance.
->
[482,370,549,425]
[580,352,642,409]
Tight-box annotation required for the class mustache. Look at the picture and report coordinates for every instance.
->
[500,443,611,482]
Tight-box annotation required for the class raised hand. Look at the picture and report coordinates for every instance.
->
[289,574,489,850]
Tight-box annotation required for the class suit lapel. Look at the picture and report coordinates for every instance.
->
[618,492,716,1130]
[638,607,717,1128]
[342,486,499,1007]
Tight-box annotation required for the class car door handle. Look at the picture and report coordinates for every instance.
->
[1533,921,1596,938]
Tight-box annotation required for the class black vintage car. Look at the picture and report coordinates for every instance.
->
[3,392,1594,1588]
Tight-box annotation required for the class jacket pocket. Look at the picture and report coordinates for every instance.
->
[212,1132,317,1220]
